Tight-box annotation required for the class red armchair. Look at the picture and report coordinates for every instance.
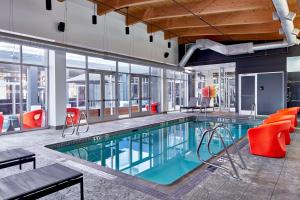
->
[247,120,291,158]
[66,108,80,125]
[22,109,43,129]
[0,114,4,133]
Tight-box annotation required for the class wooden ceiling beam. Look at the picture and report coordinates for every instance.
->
[165,22,282,39]
[147,9,274,33]
[128,0,273,25]
[178,33,284,44]
[97,0,163,16]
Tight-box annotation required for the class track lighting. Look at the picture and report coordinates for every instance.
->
[46,0,52,10]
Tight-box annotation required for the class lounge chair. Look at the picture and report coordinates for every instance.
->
[22,109,43,129]
[180,97,200,112]
[0,163,84,200]
[247,120,291,158]
[0,114,3,133]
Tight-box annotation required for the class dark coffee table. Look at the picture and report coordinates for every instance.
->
[0,148,36,170]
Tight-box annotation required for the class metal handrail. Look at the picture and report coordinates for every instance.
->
[62,112,89,137]
[249,103,256,120]
[210,124,247,170]
[196,123,247,179]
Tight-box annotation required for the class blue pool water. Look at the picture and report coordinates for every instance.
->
[55,119,259,185]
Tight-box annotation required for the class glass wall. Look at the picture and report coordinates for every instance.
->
[167,70,188,111]
[0,42,48,134]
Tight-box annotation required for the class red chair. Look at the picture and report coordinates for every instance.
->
[66,108,80,125]
[0,114,4,133]
[277,107,300,114]
[22,109,43,129]
[264,114,296,132]
[247,120,291,158]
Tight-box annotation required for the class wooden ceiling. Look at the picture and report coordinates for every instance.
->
[60,0,300,45]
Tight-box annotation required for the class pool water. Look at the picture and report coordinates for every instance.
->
[55,119,258,185]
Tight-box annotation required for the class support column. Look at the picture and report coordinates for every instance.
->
[48,50,66,129]
[161,69,168,113]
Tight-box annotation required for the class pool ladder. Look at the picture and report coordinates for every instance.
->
[62,112,89,137]
[249,103,256,120]
[197,124,247,179]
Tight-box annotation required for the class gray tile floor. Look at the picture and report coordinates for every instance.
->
[0,112,299,200]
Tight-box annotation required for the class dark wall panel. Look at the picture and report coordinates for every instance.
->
[179,43,292,113]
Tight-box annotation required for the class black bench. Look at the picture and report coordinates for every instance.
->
[0,163,84,200]
[0,148,35,170]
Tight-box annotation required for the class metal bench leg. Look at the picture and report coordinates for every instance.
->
[80,178,84,200]
[33,158,36,169]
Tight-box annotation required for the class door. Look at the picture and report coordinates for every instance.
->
[257,72,283,115]
[239,74,256,115]
[130,75,150,117]
[87,71,117,123]
[220,68,236,112]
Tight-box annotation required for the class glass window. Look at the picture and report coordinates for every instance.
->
[151,67,162,77]
[118,62,129,73]
[175,72,181,80]
[166,70,175,79]
[88,56,116,71]
[66,53,86,69]
[0,42,20,63]
[22,46,48,66]
[0,64,21,133]
[131,64,149,75]
[22,66,47,130]
[66,69,86,108]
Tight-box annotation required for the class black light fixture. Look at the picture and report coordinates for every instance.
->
[58,22,65,32]
[92,1,97,25]
[149,23,153,42]
[168,40,171,48]
[46,0,52,10]
[164,52,169,58]
[125,7,130,35]
[149,35,153,42]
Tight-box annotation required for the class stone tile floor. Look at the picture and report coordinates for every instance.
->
[0,112,299,200]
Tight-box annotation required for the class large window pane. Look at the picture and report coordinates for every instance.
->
[22,66,47,130]
[66,53,86,69]
[88,57,116,71]
[0,42,20,63]
[118,62,129,73]
[151,67,161,77]
[118,73,129,118]
[0,64,21,133]
[66,69,86,108]
[22,46,47,66]
[131,64,149,75]
[151,76,161,112]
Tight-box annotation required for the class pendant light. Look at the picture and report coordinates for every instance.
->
[92,1,97,25]
[149,23,153,43]
[46,0,52,10]
[125,7,130,35]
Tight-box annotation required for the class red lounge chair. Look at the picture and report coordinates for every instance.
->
[268,113,297,128]
[277,107,300,114]
[263,115,296,145]
[66,108,80,125]
[0,114,3,133]
[247,120,291,158]
[22,109,43,129]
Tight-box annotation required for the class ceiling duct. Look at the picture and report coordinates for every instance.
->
[179,0,300,68]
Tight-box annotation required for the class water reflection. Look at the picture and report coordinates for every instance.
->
[58,121,252,184]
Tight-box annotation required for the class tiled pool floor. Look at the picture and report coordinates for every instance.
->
[0,112,299,200]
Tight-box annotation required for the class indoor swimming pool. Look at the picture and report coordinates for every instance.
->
[52,118,260,185]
